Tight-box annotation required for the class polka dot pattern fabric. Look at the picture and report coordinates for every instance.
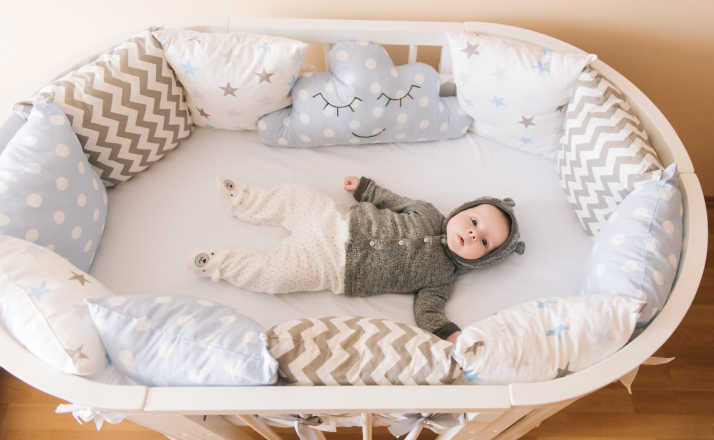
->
[0,101,107,272]
[582,163,683,327]
[85,294,278,386]
[258,41,473,147]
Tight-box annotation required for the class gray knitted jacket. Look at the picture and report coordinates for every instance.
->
[344,177,460,339]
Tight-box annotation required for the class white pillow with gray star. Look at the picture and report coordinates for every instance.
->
[153,28,307,130]
[0,235,110,375]
[447,32,595,159]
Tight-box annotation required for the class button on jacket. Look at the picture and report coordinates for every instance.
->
[344,177,460,339]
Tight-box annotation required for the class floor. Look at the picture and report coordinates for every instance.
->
[0,202,712,440]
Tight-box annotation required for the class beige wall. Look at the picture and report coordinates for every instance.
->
[2,1,712,194]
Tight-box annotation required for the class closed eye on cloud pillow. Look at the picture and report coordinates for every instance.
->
[258,41,473,147]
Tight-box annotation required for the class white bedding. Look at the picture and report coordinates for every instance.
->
[90,129,593,331]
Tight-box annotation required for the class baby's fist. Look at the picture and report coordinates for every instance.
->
[344,176,360,192]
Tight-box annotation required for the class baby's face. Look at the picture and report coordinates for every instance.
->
[446,204,510,260]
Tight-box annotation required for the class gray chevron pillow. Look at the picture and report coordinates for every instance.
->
[32,29,192,187]
[557,68,663,235]
[266,317,462,386]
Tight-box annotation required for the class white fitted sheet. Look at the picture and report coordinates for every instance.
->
[90,129,593,330]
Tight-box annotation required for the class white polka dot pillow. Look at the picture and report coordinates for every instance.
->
[0,235,110,375]
[153,28,306,130]
[453,294,641,385]
[85,294,278,386]
[0,100,107,272]
[582,163,682,327]
[257,41,473,147]
[446,32,595,158]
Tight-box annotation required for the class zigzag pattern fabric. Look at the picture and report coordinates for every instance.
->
[557,68,663,235]
[266,317,461,386]
[37,30,192,187]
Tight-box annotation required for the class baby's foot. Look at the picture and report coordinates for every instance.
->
[189,249,227,281]
[216,177,246,212]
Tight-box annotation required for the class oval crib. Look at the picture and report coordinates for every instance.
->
[0,17,707,440]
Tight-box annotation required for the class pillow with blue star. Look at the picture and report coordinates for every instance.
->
[257,41,473,147]
[447,33,595,159]
[153,28,307,130]
[0,235,111,376]
[453,294,641,385]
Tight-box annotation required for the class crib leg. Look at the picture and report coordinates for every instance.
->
[448,408,533,440]
[361,412,373,440]
[128,414,252,440]
[235,415,284,440]
[492,399,577,440]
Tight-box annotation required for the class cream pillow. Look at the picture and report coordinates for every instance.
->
[0,235,110,375]
[447,32,595,158]
[153,28,307,130]
[453,295,641,384]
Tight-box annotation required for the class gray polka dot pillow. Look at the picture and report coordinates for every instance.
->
[258,41,473,147]
[0,100,107,272]
[85,294,278,386]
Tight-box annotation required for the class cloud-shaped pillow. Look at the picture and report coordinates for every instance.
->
[258,41,473,147]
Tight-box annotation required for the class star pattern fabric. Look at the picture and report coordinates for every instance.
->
[452,295,640,384]
[28,281,52,299]
[461,42,480,58]
[447,32,595,159]
[219,82,238,96]
[0,235,111,375]
[69,271,90,286]
[518,116,535,128]
[153,28,306,130]
[256,69,275,84]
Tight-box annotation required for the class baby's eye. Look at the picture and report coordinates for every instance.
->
[471,218,478,227]
[482,239,488,247]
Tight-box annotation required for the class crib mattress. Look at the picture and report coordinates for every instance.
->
[90,129,593,331]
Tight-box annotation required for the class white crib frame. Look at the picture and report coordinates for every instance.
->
[0,17,707,440]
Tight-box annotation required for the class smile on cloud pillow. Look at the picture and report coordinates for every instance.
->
[258,41,473,147]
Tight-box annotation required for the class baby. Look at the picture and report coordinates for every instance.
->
[191,176,525,342]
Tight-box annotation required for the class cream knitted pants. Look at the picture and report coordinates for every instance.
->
[190,179,349,294]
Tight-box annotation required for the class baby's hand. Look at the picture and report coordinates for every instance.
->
[446,331,461,343]
[344,176,360,192]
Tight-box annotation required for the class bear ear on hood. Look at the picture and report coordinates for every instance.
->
[515,241,526,255]
[502,197,516,208]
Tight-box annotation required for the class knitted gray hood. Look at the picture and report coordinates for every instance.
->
[442,197,526,272]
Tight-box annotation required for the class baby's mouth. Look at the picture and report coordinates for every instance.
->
[458,234,465,246]
[352,128,386,139]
